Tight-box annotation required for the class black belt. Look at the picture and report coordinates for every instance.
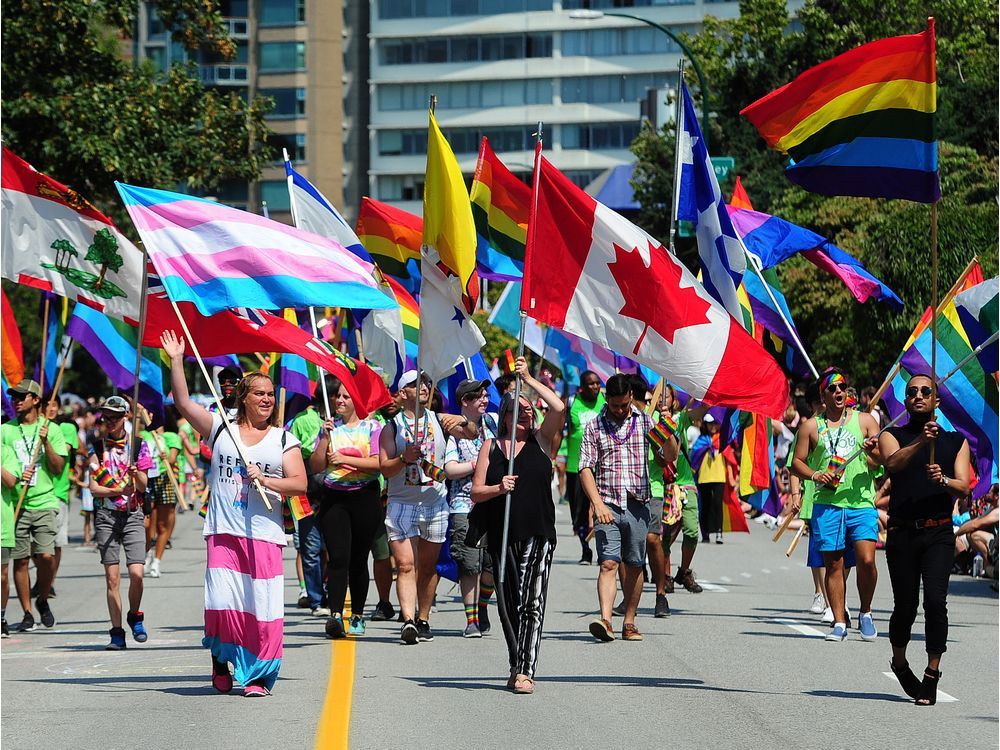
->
[888,517,951,530]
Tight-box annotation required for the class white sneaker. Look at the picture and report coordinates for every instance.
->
[809,593,826,614]
[143,551,154,574]
[149,559,161,578]
[311,607,331,617]
[821,606,834,624]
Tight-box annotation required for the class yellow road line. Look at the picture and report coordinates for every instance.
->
[314,600,357,750]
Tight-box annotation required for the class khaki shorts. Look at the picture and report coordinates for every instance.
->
[55,502,70,547]
[13,508,59,559]
[1,547,11,564]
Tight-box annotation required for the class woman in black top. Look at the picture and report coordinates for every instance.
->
[879,374,970,706]
[471,357,564,695]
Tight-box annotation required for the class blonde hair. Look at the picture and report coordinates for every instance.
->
[235,372,278,426]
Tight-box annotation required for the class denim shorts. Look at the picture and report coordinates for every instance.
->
[595,498,651,567]
[812,503,878,553]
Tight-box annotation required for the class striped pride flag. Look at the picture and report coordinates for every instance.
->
[116,183,393,316]
[741,20,939,203]
[388,278,420,368]
[1,290,24,386]
[470,137,530,281]
[355,197,423,284]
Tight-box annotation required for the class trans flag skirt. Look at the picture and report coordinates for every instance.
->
[203,534,284,690]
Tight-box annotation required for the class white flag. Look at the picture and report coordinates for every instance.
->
[418,246,485,383]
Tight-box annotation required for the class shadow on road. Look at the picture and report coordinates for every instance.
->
[806,689,910,703]
[402,674,784,696]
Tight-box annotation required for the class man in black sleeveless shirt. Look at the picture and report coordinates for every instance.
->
[879,373,971,706]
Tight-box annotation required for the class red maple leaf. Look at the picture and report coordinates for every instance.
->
[607,242,712,355]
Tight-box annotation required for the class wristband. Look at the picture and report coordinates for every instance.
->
[810,471,819,481]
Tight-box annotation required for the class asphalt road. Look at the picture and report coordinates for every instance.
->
[2,502,997,750]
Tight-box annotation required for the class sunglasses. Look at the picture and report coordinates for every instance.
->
[7,391,33,401]
[905,385,933,398]
[825,383,847,393]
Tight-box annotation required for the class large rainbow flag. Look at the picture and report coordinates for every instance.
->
[387,277,419,367]
[470,137,530,281]
[355,197,423,288]
[741,20,939,203]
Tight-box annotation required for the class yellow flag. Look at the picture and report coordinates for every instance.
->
[423,111,479,313]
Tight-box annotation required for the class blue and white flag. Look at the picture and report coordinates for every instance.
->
[284,153,406,389]
[677,82,746,320]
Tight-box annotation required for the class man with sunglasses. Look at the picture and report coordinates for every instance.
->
[879,374,970,705]
[1,379,68,633]
[792,367,880,642]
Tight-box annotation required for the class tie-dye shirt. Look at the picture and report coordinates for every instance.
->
[314,419,382,490]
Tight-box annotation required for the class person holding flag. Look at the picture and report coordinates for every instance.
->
[88,396,154,650]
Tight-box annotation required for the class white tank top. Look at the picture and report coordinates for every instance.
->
[387,409,448,506]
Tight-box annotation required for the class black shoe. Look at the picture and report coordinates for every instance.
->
[654,593,671,618]
[48,587,56,598]
[36,598,55,628]
[17,612,36,632]
[676,568,703,594]
[297,593,310,609]
[370,601,395,622]
[415,619,434,642]
[612,600,626,617]
[325,614,345,639]
[578,547,593,565]
[1,619,9,638]
[701,536,710,543]
[400,619,418,645]
[664,575,675,594]
[478,605,491,635]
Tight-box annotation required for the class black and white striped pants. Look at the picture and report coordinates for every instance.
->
[490,536,555,680]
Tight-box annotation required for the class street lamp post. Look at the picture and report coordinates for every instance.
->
[568,9,711,146]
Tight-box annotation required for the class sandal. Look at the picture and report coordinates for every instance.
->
[512,675,534,695]
[915,667,941,706]
[889,659,921,699]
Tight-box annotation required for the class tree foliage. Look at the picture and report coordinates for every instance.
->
[630,0,999,386]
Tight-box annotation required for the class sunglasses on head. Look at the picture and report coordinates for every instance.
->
[905,385,933,398]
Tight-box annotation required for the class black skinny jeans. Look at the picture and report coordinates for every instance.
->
[697,482,724,537]
[316,481,383,616]
[885,524,953,655]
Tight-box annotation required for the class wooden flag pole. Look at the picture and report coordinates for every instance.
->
[165,295,274,512]
[139,412,190,512]
[129,253,150,468]
[772,510,796,542]
[785,523,805,556]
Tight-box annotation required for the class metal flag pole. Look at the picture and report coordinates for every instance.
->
[667,60,686,256]
[499,119,542,585]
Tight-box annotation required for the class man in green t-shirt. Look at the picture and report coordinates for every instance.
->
[1,379,68,632]
[565,371,605,564]
[44,396,81,597]
[1,442,22,637]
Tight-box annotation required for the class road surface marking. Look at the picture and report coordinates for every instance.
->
[315,604,357,749]
[740,572,753,579]
[761,568,772,574]
[696,581,729,592]
[882,672,958,702]
[774,618,827,638]
[718,575,732,583]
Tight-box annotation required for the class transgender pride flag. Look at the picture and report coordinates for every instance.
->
[116,183,395,316]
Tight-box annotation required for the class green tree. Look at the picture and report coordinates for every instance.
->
[50,239,79,270]
[1,0,273,229]
[83,229,124,289]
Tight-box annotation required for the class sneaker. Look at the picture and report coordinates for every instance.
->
[143,550,154,574]
[612,600,626,617]
[821,606,834,624]
[312,606,332,618]
[17,612,36,632]
[478,605,491,635]
[325,614,345,639]
[297,591,310,609]
[463,622,482,638]
[244,683,271,698]
[663,575,675,594]
[348,615,366,636]
[400,619,418,645]
[858,612,878,641]
[36,598,55,628]
[715,535,724,545]
[106,627,127,650]
[148,559,161,579]
[654,593,670,618]
[127,611,148,643]
[415,619,434,642]
[1,619,9,638]
[578,547,593,565]
[809,593,826,614]
[825,623,848,642]
[845,607,852,629]
[622,623,644,641]
[371,601,395,621]
[676,568,703,594]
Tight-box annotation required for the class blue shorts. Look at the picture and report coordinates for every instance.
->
[812,503,878,553]
[808,520,857,568]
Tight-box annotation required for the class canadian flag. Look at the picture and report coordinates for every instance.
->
[522,155,788,419]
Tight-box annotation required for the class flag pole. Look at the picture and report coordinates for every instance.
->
[129,253,150,466]
[929,199,939,463]
[414,94,439,450]
[499,119,542,585]
[741,243,819,379]
[667,60,686,256]
[38,293,51,398]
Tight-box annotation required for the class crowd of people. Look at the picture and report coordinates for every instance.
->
[1,342,996,703]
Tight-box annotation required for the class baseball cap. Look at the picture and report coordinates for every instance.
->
[456,379,490,401]
[703,413,716,423]
[98,395,130,415]
[398,370,430,389]
[7,379,41,398]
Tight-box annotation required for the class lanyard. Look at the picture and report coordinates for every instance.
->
[603,413,637,446]
[15,421,39,461]
[820,411,849,455]
[400,411,429,445]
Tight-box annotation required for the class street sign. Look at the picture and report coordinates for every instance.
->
[712,156,735,181]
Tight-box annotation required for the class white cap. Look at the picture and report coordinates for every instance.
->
[397,370,420,389]
[703,413,716,423]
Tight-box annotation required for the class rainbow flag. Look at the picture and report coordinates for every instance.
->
[741,20,938,203]
[117,183,393,316]
[274,310,318,398]
[470,137,530,281]
[35,292,69,391]
[355,197,423,285]
[287,494,313,521]
[1,289,24,386]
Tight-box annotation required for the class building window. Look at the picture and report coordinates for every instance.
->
[563,0,693,8]
[259,0,305,25]
[377,175,426,202]
[260,42,306,71]
[380,0,550,20]
[260,181,292,213]
[260,87,306,118]
[561,123,641,150]
[562,74,671,104]
[378,80,552,111]
[378,126,532,156]
[562,27,695,57]
[563,170,604,189]
[268,132,306,163]
[379,33,552,65]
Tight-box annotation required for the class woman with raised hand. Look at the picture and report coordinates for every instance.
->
[161,331,307,698]
[470,356,564,695]
[309,378,383,640]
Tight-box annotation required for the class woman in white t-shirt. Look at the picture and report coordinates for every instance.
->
[162,331,307,698]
